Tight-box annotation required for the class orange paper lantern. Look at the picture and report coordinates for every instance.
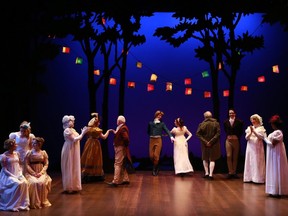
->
[240,85,248,91]
[166,82,172,91]
[109,78,116,85]
[136,61,142,68]
[94,69,100,75]
[204,91,211,98]
[127,82,135,88]
[185,88,192,95]
[218,62,222,70]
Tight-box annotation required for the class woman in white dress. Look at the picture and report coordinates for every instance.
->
[170,118,193,176]
[264,115,288,198]
[243,114,266,184]
[0,139,30,212]
[25,137,52,208]
[61,115,87,194]
[9,121,35,171]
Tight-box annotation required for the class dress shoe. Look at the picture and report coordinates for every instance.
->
[227,174,233,179]
[120,181,130,185]
[202,174,209,178]
[208,176,214,180]
[268,194,281,198]
[106,181,118,187]
[233,174,240,179]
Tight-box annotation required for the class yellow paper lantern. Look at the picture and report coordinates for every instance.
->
[272,65,279,73]
[150,74,157,82]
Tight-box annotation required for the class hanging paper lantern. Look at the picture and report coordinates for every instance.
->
[147,84,154,91]
[166,82,172,91]
[240,85,248,91]
[94,69,100,75]
[223,90,229,97]
[48,34,56,39]
[122,49,128,55]
[102,17,106,25]
[204,91,211,98]
[184,78,192,85]
[150,74,157,82]
[136,61,142,68]
[75,57,83,64]
[127,82,135,88]
[62,46,70,54]
[272,65,279,73]
[185,88,192,95]
[202,71,209,78]
[258,76,265,82]
[218,62,222,70]
[109,78,116,85]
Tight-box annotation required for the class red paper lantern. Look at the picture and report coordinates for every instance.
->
[184,78,192,85]
[258,76,265,82]
[223,90,229,97]
[62,46,70,54]
[147,84,154,91]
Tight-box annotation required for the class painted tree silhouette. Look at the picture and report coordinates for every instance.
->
[154,11,264,120]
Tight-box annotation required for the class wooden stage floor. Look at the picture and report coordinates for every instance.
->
[1,171,287,216]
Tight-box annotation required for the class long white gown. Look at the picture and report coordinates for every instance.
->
[171,126,194,174]
[25,149,52,208]
[265,130,288,195]
[0,152,30,212]
[243,125,266,183]
[61,127,82,192]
